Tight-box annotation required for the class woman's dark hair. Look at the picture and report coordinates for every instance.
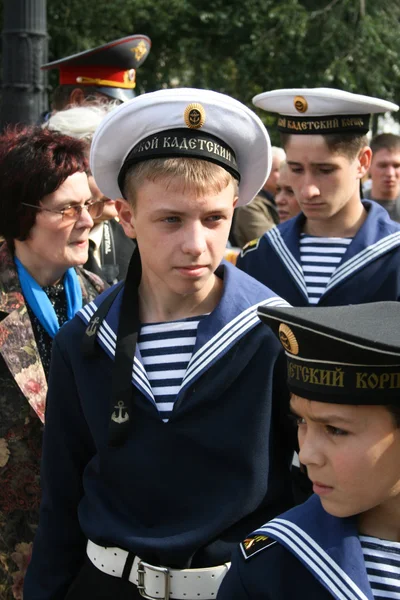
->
[0,125,89,242]
[388,404,400,428]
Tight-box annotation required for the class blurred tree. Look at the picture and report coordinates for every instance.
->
[1,0,399,139]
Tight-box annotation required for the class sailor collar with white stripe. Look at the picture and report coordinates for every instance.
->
[249,495,373,600]
[78,261,289,408]
[262,200,400,302]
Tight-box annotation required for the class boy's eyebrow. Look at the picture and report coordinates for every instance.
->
[289,404,353,424]
[287,160,337,167]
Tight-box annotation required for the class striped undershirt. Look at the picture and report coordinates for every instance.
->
[360,535,400,599]
[138,315,206,422]
[299,234,353,305]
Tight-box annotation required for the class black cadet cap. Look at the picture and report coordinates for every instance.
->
[257,302,400,405]
[42,35,151,103]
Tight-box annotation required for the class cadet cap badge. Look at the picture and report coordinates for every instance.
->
[279,323,299,355]
[184,103,206,129]
[294,95,308,113]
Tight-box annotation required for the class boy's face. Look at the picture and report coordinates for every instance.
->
[117,177,236,299]
[369,147,400,200]
[285,135,370,222]
[291,395,400,519]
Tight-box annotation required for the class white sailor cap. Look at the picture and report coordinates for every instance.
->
[252,88,399,135]
[90,88,272,206]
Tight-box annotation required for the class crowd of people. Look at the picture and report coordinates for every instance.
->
[0,34,399,600]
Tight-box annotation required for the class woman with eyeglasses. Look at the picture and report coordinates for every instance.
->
[0,125,107,599]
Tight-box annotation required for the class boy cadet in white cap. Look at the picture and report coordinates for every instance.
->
[24,89,296,599]
[218,302,400,599]
[237,88,400,307]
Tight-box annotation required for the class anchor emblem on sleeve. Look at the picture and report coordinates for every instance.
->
[111,400,130,424]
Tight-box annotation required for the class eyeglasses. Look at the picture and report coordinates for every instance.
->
[21,199,105,221]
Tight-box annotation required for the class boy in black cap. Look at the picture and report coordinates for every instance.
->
[238,88,400,307]
[42,34,151,110]
[24,88,296,599]
[218,301,400,599]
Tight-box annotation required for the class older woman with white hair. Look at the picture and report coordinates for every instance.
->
[46,104,136,284]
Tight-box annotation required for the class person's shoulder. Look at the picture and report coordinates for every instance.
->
[223,260,288,306]
[56,282,123,346]
[364,199,400,232]
[76,266,108,296]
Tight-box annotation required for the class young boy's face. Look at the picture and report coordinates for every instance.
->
[117,177,237,300]
[291,395,400,519]
[285,135,370,223]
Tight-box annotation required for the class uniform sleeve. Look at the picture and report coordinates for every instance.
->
[24,335,95,600]
[217,550,251,600]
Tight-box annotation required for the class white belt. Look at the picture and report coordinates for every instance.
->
[86,540,230,599]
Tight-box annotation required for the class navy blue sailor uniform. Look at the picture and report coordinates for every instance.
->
[237,200,400,306]
[24,262,296,599]
[217,494,377,600]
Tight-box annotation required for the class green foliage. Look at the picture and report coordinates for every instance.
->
[3,0,400,137]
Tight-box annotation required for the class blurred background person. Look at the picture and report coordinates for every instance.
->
[41,35,151,116]
[275,162,301,223]
[46,104,136,284]
[231,146,285,247]
[364,133,400,222]
[0,126,106,599]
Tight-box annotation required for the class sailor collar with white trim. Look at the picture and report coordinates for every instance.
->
[264,200,400,302]
[77,261,288,407]
[249,495,373,600]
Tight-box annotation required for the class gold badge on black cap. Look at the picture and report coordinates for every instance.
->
[184,103,206,129]
[279,323,299,355]
[294,95,308,113]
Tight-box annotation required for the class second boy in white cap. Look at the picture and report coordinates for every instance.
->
[25,89,296,600]
[238,88,400,307]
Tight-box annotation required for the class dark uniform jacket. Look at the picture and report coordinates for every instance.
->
[0,243,106,600]
[237,200,400,306]
[218,494,375,600]
[24,262,296,599]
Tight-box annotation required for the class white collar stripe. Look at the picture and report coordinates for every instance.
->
[262,519,369,600]
[79,302,96,322]
[182,297,288,386]
[262,524,354,600]
[267,229,308,295]
[97,322,155,400]
[326,232,400,291]
[102,320,151,384]
[185,300,266,370]
[181,313,260,387]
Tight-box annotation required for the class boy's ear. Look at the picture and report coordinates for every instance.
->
[357,146,372,179]
[115,198,136,239]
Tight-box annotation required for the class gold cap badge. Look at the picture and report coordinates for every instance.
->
[279,323,299,355]
[184,103,206,129]
[294,95,308,113]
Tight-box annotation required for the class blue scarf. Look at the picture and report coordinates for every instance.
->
[15,257,83,338]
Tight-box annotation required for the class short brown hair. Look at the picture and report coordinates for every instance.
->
[122,157,239,207]
[370,133,400,156]
[280,132,369,160]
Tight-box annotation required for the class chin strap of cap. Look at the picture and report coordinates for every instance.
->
[82,247,142,446]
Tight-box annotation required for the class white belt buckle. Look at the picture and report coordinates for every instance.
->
[137,560,170,599]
